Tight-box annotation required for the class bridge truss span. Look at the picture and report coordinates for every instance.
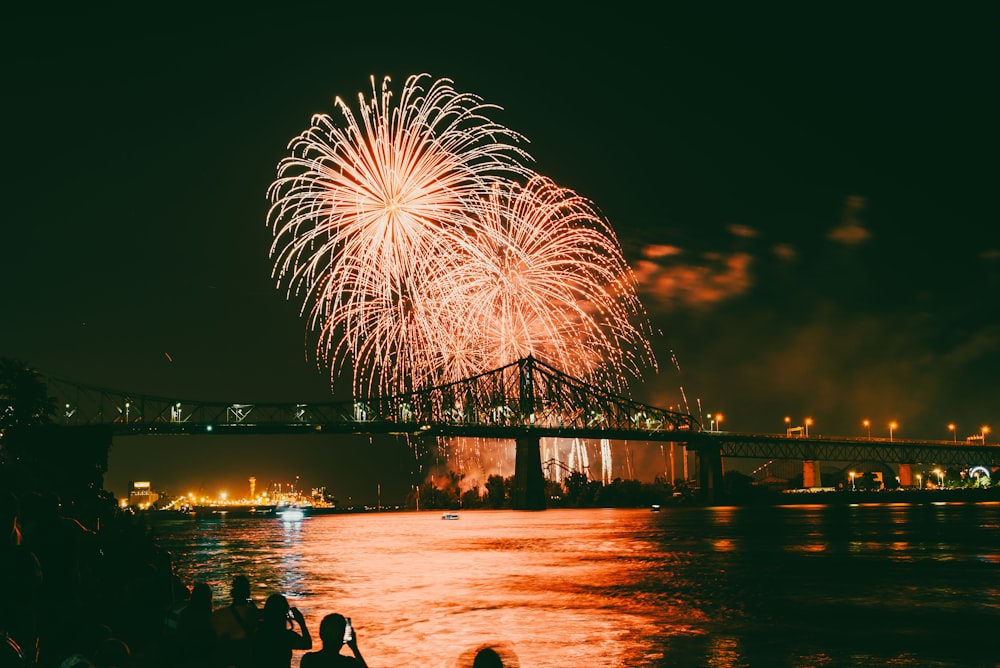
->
[706,432,1000,468]
[41,356,699,438]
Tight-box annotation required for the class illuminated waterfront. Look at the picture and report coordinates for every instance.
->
[149,504,1000,667]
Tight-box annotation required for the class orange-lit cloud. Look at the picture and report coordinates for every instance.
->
[772,243,797,261]
[634,248,753,309]
[827,195,870,245]
[727,223,758,239]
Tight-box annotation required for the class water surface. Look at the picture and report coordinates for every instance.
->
[150,503,1000,667]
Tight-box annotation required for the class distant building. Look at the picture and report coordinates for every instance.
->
[128,480,160,509]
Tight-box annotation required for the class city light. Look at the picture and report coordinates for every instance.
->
[889,421,898,441]
[863,419,871,440]
[849,471,856,491]
[804,417,813,438]
[948,423,956,442]
[983,426,991,444]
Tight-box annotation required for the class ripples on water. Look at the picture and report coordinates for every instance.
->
[149,503,1000,667]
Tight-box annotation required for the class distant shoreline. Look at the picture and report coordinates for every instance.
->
[140,487,1000,519]
[732,486,1000,506]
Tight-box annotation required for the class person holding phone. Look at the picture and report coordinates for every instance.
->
[299,613,368,667]
[251,593,312,668]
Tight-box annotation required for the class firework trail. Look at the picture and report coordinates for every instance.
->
[669,349,682,373]
[268,73,655,399]
[600,438,613,484]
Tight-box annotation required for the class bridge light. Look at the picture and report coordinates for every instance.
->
[804,417,813,438]
[206,425,213,432]
[948,423,956,442]
[983,426,991,443]
[889,421,898,441]
[863,419,871,440]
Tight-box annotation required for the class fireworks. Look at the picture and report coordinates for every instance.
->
[268,73,654,398]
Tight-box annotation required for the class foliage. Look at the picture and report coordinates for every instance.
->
[0,357,56,433]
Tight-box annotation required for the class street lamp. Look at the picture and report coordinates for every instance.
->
[863,419,871,440]
[716,413,724,431]
[889,421,897,442]
[805,417,813,438]
[983,426,991,444]
[784,416,791,436]
[707,413,715,431]
[934,468,944,488]
[916,473,922,489]
[948,423,956,442]
[849,471,856,491]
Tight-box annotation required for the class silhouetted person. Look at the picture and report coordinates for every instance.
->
[251,593,311,668]
[472,647,503,668]
[455,643,519,668]
[0,489,42,666]
[20,490,98,666]
[211,576,259,668]
[161,575,191,640]
[170,582,215,668]
[300,613,367,668]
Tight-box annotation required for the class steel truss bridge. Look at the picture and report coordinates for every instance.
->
[43,356,698,439]
[37,356,1000,507]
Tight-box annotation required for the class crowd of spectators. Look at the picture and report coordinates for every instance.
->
[0,487,377,668]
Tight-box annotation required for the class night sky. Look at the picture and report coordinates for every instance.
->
[2,5,996,502]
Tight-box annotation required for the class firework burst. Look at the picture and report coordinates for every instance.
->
[424,175,654,390]
[268,74,655,398]
[267,73,533,396]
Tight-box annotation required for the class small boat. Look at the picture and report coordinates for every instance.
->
[277,506,306,521]
[441,512,460,520]
[651,504,661,512]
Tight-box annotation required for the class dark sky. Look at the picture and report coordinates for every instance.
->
[2,5,997,501]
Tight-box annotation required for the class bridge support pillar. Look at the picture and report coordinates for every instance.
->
[697,447,724,505]
[512,436,546,510]
[898,463,912,488]
[803,460,822,488]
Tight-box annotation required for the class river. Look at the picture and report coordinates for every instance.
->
[148,502,1000,667]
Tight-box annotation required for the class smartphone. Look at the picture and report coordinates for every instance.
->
[343,617,353,644]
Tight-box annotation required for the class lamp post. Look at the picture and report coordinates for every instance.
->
[889,421,897,442]
[716,413,724,431]
[948,423,956,442]
[934,468,944,488]
[707,413,715,431]
[983,426,991,444]
[805,417,813,438]
[849,471,856,491]
[784,416,791,436]
[863,419,871,440]
[916,473,922,490]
